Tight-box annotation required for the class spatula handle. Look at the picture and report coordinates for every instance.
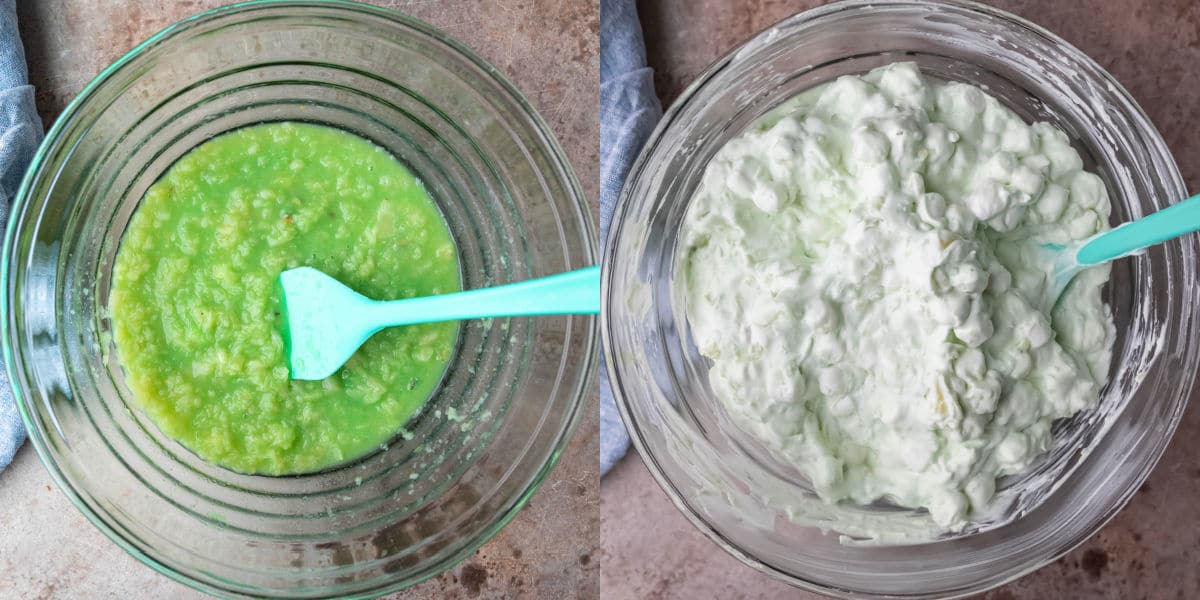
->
[370,266,600,327]
[1077,192,1200,265]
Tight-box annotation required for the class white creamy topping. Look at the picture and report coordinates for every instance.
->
[679,62,1115,530]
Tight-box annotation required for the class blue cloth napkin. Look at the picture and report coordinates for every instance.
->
[600,0,661,476]
[0,0,43,473]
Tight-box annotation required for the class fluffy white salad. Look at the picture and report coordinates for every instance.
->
[679,62,1115,530]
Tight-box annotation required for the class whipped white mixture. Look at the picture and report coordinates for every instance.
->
[680,63,1115,530]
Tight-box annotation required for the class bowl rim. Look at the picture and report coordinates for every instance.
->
[602,0,1193,597]
[3,1,598,598]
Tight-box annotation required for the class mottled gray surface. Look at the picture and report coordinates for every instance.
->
[602,0,1200,598]
[0,1,598,599]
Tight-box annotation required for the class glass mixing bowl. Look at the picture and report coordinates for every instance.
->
[3,1,596,597]
[603,0,1199,597]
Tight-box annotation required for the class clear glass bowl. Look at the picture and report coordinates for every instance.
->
[3,1,596,597]
[602,0,1198,597]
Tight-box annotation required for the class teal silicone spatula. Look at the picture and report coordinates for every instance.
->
[1044,192,1200,308]
[280,266,600,380]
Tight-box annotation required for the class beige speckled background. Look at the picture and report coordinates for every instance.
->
[0,1,598,599]
[601,0,1200,599]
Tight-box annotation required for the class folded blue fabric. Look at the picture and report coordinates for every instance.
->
[599,0,661,476]
[0,0,43,473]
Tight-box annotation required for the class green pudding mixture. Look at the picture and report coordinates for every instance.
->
[110,122,460,475]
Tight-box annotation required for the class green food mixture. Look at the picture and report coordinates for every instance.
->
[110,122,460,475]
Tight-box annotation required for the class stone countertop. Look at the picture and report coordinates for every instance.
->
[601,0,1200,598]
[0,1,598,599]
